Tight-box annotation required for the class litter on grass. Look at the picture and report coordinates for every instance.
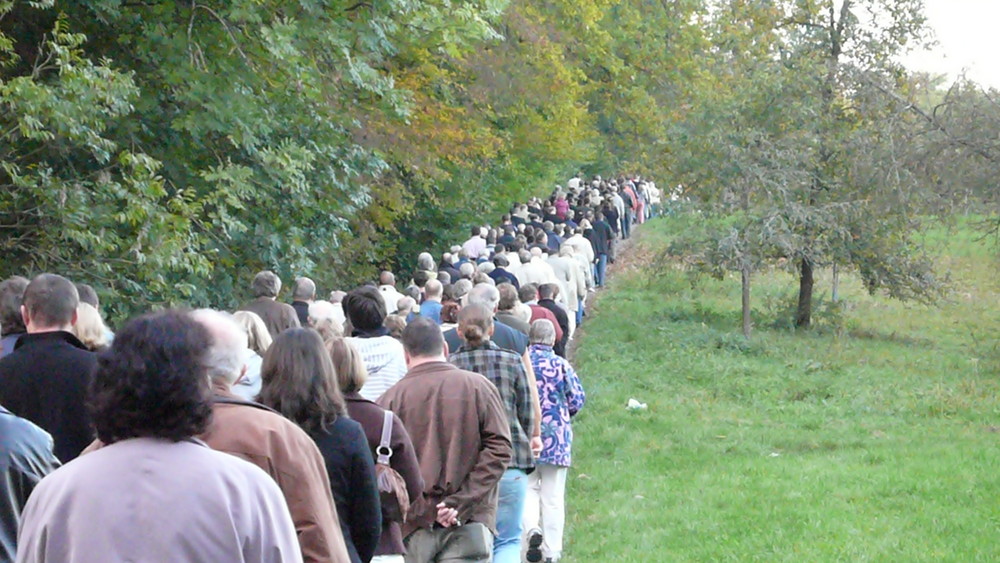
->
[626,398,648,410]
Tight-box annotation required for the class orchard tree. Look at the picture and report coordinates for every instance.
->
[675,0,942,331]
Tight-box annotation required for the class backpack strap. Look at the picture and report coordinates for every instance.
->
[377,410,394,465]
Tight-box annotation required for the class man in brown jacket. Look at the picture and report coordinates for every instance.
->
[238,270,300,338]
[378,317,512,563]
[192,309,350,563]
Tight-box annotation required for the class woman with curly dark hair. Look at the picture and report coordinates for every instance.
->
[16,310,301,562]
[259,328,382,563]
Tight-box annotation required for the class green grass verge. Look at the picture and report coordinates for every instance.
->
[563,215,1000,562]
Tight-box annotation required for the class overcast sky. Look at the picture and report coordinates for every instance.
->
[899,0,1000,89]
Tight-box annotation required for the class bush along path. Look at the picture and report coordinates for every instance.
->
[562,214,1000,562]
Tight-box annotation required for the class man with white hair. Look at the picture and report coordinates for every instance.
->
[291,277,317,327]
[518,249,561,305]
[378,271,404,315]
[190,309,351,563]
[417,252,436,273]
[459,261,476,281]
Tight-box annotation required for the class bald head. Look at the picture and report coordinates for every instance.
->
[424,279,443,300]
[190,309,248,385]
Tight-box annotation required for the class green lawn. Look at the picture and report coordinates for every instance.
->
[563,215,1000,562]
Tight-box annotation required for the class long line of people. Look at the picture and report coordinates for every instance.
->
[0,173,656,563]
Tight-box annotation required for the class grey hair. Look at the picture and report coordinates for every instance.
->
[467,283,500,312]
[452,279,473,300]
[559,244,574,258]
[190,309,248,385]
[251,271,282,298]
[459,262,475,278]
[417,252,435,271]
[292,277,316,300]
[529,319,557,346]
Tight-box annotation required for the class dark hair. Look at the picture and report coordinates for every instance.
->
[440,301,461,324]
[75,283,100,309]
[539,283,558,300]
[0,276,29,336]
[401,317,444,358]
[252,271,282,298]
[412,270,431,288]
[90,310,213,444]
[23,274,78,328]
[342,286,387,330]
[259,328,346,434]
[457,304,493,347]
[493,255,509,268]
[519,283,539,303]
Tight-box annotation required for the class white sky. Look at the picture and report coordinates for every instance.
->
[900,0,1000,89]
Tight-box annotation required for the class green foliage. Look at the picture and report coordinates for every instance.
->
[0,0,990,326]
[667,0,945,328]
[566,217,1000,561]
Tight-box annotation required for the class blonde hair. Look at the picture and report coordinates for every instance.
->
[74,302,109,352]
[232,310,272,356]
[327,337,368,394]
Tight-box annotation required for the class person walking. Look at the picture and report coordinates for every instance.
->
[377,318,512,563]
[449,305,538,563]
[522,320,586,563]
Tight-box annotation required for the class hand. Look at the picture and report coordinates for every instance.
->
[530,436,543,458]
[435,502,459,528]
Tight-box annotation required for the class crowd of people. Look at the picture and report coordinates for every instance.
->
[0,174,657,563]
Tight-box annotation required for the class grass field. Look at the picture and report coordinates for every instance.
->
[562,215,1000,562]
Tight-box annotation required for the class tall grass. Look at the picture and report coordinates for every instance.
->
[563,215,1000,562]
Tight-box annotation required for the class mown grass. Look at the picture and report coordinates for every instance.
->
[563,215,1000,562]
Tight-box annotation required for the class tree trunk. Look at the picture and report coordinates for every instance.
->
[796,258,813,328]
[831,264,840,303]
[741,264,752,339]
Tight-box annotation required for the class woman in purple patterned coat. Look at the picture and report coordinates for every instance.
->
[522,319,586,563]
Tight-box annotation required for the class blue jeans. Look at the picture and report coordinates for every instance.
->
[595,254,608,287]
[576,299,584,326]
[493,468,528,563]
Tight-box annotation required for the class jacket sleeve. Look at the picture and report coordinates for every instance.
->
[277,437,351,563]
[390,413,425,503]
[564,361,586,417]
[513,360,535,444]
[443,384,511,515]
[348,423,382,563]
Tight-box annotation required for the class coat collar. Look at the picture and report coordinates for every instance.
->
[14,330,88,351]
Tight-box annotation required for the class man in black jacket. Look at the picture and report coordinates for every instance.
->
[0,274,96,462]
[537,284,570,357]
[585,213,615,287]
[0,405,60,561]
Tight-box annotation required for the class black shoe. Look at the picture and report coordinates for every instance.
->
[526,529,543,562]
